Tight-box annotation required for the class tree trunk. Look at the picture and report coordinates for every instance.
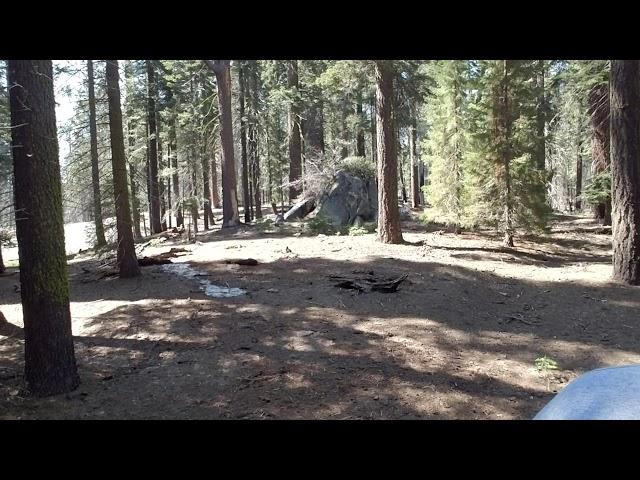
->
[371,97,377,166]
[0,245,4,273]
[146,61,163,233]
[375,60,403,244]
[409,116,420,208]
[610,60,640,285]
[397,126,408,203]
[166,145,172,229]
[535,59,546,170]
[87,60,107,247]
[287,60,302,202]
[249,61,262,219]
[588,83,612,225]
[356,97,366,157]
[170,121,183,227]
[129,161,142,239]
[211,152,221,209]
[238,62,251,223]
[105,60,141,278]
[201,144,214,228]
[575,104,583,210]
[499,60,514,247]
[7,59,80,396]
[158,138,167,231]
[207,60,240,227]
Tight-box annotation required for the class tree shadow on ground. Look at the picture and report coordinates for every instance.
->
[1,245,638,419]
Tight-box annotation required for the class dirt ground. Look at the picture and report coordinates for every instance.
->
[1,211,639,419]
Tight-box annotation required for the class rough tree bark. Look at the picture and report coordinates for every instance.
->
[238,62,251,223]
[588,83,612,225]
[7,59,80,396]
[610,60,640,285]
[287,60,303,201]
[87,60,106,246]
[249,61,262,219]
[146,60,163,233]
[375,60,403,244]
[205,60,240,227]
[106,60,140,277]
[211,152,221,209]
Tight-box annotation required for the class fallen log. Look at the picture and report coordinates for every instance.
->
[138,247,190,267]
[225,258,259,266]
[329,273,409,293]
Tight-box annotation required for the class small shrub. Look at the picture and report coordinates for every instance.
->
[339,156,376,179]
[255,218,274,232]
[305,215,336,235]
[535,355,559,391]
[348,222,377,236]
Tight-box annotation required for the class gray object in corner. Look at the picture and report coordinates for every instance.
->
[534,364,640,420]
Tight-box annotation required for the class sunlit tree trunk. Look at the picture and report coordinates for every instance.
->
[375,60,403,244]
[106,60,140,277]
[87,60,106,246]
[205,60,240,227]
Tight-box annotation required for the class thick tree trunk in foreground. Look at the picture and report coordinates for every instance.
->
[287,60,302,201]
[588,83,612,225]
[610,60,640,285]
[106,60,140,277]
[238,63,251,223]
[206,60,239,227]
[146,61,163,234]
[87,60,107,246]
[375,60,403,244]
[409,116,420,208]
[0,246,4,273]
[8,59,80,396]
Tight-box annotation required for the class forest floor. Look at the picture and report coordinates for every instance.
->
[1,211,639,419]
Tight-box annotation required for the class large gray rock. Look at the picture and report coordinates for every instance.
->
[316,171,378,226]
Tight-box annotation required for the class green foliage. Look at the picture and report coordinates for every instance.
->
[255,218,275,232]
[304,215,337,235]
[339,156,376,179]
[535,355,559,391]
[466,60,550,237]
[421,60,469,228]
[583,169,611,205]
[535,355,559,372]
[347,222,376,236]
